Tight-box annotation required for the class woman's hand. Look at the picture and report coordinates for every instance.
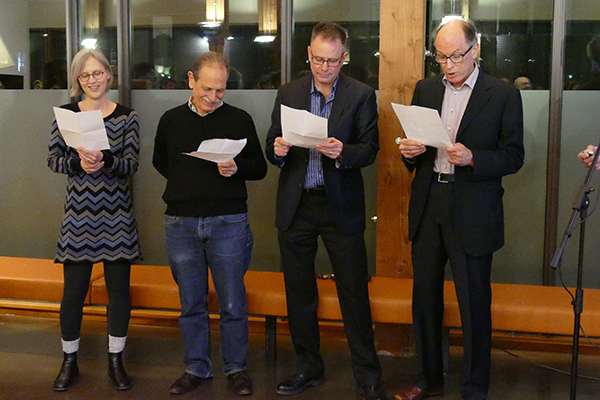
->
[77,147,104,174]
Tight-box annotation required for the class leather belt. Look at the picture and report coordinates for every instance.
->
[436,173,455,183]
[304,186,326,194]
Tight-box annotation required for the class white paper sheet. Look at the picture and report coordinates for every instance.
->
[185,138,247,163]
[281,105,328,148]
[53,107,110,151]
[391,103,452,149]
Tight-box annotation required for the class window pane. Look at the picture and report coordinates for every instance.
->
[131,0,281,89]
[0,0,66,90]
[427,1,553,89]
[292,0,380,89]
[556,1,600,288]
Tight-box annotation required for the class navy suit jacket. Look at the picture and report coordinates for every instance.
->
[266,73,379,235]
[406,70,524,256]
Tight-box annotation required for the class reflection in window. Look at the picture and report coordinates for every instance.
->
[22,0,67,89]
[426,0,554,90]
[292,0,380,89]
[131,0,282,90]
[566,30,600,91]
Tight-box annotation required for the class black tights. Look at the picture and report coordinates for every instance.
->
[60,261,131,341]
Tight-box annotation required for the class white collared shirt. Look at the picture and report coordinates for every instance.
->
[435,66,479,174]
[188,96,223,117]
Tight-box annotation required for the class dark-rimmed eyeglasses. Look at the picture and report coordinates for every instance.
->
[435,43,475,64]
[78,70,106,82]
[310,55,343,67]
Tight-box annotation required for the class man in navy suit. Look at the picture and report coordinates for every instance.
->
[265,22,386,400]
[393,19,524,400]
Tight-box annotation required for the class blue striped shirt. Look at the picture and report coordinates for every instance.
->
[304,78,338,188]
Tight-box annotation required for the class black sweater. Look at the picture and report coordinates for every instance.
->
[153,102,267,217]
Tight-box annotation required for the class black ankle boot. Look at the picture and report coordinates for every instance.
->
[108,352,132,390]
[52,352,79,391]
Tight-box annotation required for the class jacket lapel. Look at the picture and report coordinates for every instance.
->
[327,74,350,137]
[432,75,445,113]
[457,71,492,140]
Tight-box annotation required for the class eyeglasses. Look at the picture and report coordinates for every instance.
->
[310,55,344,67]
[78,70,106,82]
[435,43,475,64]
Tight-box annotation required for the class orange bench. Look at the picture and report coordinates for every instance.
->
[2,258,600,362]
[0,256,103,306]
[88,265,600,361]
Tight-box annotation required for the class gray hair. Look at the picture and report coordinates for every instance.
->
[190,51,229,81]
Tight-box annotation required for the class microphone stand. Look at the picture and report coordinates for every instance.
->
[550,145,600,400]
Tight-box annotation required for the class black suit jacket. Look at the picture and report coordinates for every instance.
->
[266,73,379,235]
[406,70,524,256]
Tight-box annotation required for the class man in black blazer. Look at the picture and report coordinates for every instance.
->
[393,19,524,400]
[265,22,385,400]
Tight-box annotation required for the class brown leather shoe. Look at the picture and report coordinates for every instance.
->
[393,385,444,400]
[227,371,253,396]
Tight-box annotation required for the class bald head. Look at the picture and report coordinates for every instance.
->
[435,19,477,49]
[434,19,479,88]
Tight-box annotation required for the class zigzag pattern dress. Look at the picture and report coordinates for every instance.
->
[48,103,142,263]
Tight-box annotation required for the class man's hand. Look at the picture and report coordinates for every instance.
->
[316,137,343,159]
[217,160,237,177]
[447,143,474,166]
[398,138,426,159]
[578,145,600,170]
[274,137,293,158]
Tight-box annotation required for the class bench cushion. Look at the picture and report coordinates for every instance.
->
[89,265,220,311]
[0,256,102,304]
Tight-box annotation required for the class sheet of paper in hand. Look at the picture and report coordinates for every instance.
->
[53,107,110,151]
[391,103,452,149]
[281,105,328,148]
[184,138,247,163]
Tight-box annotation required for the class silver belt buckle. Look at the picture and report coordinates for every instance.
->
[437,172,453,183]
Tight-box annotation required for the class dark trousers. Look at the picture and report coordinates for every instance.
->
[278,190,382,386]
[60,261,132,340]
[411,182,492,400]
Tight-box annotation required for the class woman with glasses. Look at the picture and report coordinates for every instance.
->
[48,48,141,392]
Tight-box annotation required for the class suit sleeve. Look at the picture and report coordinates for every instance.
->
[470,86,524,180]
[265,89,285,167]
[336,88,379,169]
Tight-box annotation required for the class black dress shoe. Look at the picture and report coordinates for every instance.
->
[169,372,206,395]
[52,352,79,391]
[358,383,388,400]
[108,352,132,390]
[393,385,444,400]
[227,371,253,396]
[276,373,325,395]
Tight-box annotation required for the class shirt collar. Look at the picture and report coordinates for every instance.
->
[442,65,479,90]
[310,75,340,99]
[188,96,223,117]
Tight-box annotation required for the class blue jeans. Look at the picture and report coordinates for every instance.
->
[164,213,253,378]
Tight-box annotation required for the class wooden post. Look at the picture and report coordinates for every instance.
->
[375,0,426,355]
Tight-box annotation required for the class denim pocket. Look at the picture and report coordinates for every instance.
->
[218,213,248,224]
[164,215,180,225]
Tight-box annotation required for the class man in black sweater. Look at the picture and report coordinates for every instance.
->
[153,52,267,397]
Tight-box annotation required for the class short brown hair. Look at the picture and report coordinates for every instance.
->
[69,48,113,97]
[190,51,229,81]
[311,22,348,53]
